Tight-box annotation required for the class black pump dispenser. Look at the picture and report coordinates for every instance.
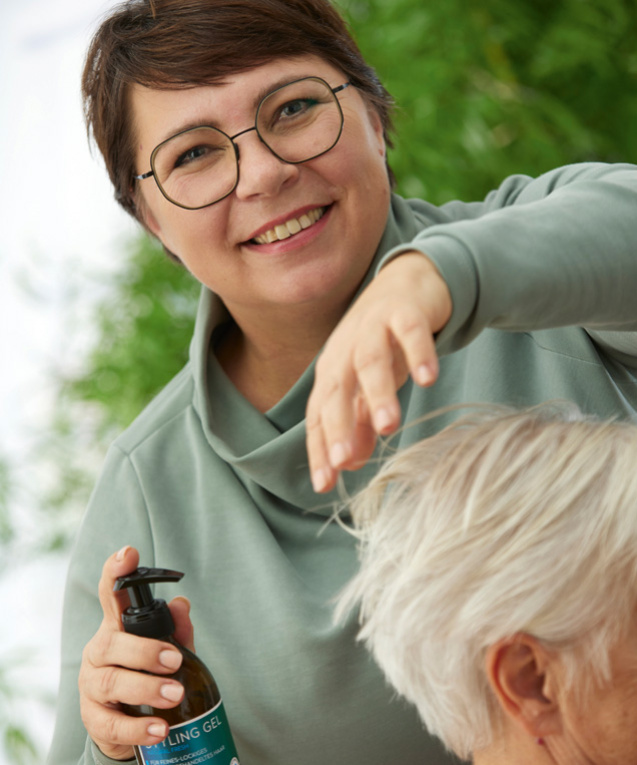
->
[114,567,184,639]
[115,566,241,765]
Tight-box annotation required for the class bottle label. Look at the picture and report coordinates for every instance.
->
[136,700,240,765]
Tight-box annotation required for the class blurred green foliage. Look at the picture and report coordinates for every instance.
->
[0,458,15,548]
[340,0,637,202]
[3,726,37,765]
[64,236,200,436]
[0,652,40,765]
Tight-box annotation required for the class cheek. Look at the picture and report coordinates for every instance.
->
[329,131,389,205]
[355,120,387,172]
[145,199,229,267]
[565,675,637,764]
[339,101,386,162]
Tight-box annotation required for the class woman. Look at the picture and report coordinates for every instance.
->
[48,0,637,763]
[336,404,637,764]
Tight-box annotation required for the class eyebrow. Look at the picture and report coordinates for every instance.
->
[155,72,334,145]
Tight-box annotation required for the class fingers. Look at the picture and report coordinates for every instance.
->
[386,302,440,388]
[169,596,195,652]
[98,545,140,627]
[83,627,183,681]
[307,253,451,492]
[350,329,406,435]
[80,547,187,760]
[80,629,184,759]
[81,697,170,757]
[307,330,402,492]
[81,641,184,710]
[306,406,336,493]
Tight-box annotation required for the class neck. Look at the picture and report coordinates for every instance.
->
[215,300,346,412]
[474,733,555,765]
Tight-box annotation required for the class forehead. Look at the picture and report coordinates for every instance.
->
[130,54,344,153]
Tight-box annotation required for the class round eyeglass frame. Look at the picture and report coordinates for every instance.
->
[133,77,351,210]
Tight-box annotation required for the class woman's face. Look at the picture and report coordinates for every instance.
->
[130,55,391,321]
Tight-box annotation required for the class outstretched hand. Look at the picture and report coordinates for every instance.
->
[306,252,452,493]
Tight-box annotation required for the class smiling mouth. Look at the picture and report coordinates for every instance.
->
[251,206,327,245]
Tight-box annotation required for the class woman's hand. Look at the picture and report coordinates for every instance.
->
[78,546,195,761]
[306,252,452,493]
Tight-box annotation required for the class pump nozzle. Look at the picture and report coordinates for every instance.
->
[115,567,185,639]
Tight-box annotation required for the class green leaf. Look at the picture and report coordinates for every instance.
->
[3,725,38,765]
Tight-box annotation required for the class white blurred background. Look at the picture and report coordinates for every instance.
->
[0,1,136,760]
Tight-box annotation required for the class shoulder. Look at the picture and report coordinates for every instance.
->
[112,362,197,457]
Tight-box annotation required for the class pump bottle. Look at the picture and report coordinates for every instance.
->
[115,567,240,765]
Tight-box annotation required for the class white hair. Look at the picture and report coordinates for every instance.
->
[335,403,637,761]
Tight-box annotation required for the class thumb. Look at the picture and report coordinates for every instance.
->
[169,596,195,652]
[98,545,140,628]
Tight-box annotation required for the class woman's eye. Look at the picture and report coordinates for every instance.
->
[279,98,318,119]
[175,145,209,168]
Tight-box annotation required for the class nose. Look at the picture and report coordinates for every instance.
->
[232,130,298,201]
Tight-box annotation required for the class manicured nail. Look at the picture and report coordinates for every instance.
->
[116,546,130,562]
[415,362,436,386]
[373,407,393,433]
[312,469,328,493]
[159,650,182,670]
[160,683,183,702]
[148,723,167,739]
[329,442,349,467]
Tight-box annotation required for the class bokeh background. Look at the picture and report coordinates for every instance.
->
[1,0,636,762]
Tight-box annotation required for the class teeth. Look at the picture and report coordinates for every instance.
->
[275,224,291,240]
[286,218,302,235]
[253,207,325,244]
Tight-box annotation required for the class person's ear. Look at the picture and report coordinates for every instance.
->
[132,197,182,263]
[485,634,562,739]
[140,203,163,240]
[130,183,163,239]
[363,101,385,159]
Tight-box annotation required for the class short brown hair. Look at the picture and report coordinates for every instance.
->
[82,0,395,221]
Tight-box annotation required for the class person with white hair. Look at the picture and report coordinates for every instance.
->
[336,403,637,764]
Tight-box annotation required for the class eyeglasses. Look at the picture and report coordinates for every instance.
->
[134,77,350,210]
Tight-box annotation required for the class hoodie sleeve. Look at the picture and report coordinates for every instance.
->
[379,162,637,368]
[46,446,155,765]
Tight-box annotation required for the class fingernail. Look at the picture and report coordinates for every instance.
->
[159,650,182,670]
[160,683,183,702]
[416,364,431,384]
[329,442,349,467]
[373,407,393,432]
[416,362,437,386]
[312,469,328,493]
[148,723,167,739]
[172,596,191,613]
[115,546,130,562]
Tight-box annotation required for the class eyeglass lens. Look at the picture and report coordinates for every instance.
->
[151,77,344,210]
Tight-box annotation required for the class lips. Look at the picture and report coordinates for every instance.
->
[250,206,327,245]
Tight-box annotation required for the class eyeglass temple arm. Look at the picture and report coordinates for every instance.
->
[134,169,154,181]
[332,82,351,95]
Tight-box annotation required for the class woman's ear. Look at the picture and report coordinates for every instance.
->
[131,184,163,240]
[140,203,163,240]
[362,101,385,159]
[485,634,563,740]
[133,197,183,263]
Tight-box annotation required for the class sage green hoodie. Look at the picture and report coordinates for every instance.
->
[48,163,637,765]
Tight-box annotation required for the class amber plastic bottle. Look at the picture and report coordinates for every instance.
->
[115,567,241,765]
